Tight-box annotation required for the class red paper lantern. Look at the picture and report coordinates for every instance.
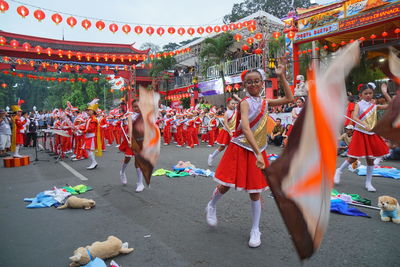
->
[302,50,307,54]
[149,54,155,60]
[331,43,337,48]
[221,25,229,32]
[340,41,346,46]
[187,27,195,36]
[67,50,73,59]
[18,73,24,78]
[272,32,281,40]
[205,26,213,33]
[86,53,91,61]
[297,51,302,55]
[0,0,9,13]
[349,39,355,43]
[53,63,58,69]
[213,25,221,33]
[370,34,376,39]
[33,9,45,21]
[197,27,204,35]
[359,36,366,42]
[10,39,19,48]
[254,32,263,40]
[156,27,165,36]
[246,37,254,45]
[247,25,256,32]
[0,36,5,45]
[167,27,175,34]
[96,20,105,30]
[17,5,29,18]
[307,49,312,53]
[177,27,186,35]
[234,33,242,42]
[95,54,100,61]
[2,56,9,62]
[229,23,236,31]
[169,51,175,57]
[242,44,249,51]
[134,25,143,34]
[29,60,35,67]
[163,52,168,58]
[382,31,388,43]
[81,19,92,30]
[236,22,243,29]
[46,47,53,56]
[315,47,320,51]
[109,23,118,33]
[122,24,131,34]
[51,13,62,25]
[254,48,262,55]
[243,21,249,27]
[287,31,296,39]
[58,49,63,57]
[67,16,77,28]
[1,83,7,88]
[145,26,154,35]
[234,84,241,90]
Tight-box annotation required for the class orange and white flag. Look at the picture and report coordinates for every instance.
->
[264,41,360,260]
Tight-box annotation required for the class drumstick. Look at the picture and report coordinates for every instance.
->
[344,115,367,129]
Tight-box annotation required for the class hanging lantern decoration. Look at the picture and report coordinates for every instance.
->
[395,28,400,39]
[17,5,29,18]
[349,39,355,43]
[149,54,155,60]
[197,27,204,35]
[254,32,263,41]
[109,23,118,33]
[1,83,7,88]
[167,27,175,34]
[0,0,9,13]
[34,45,42,54]
[58,49,63,57]
[359,36,366,43]
[122,24,131,34]
[221,25,229,32]
[46,47,53,56]
[187,27,195,36]
[234,33,242,42]
[177,27,186,35]
[146,26,155,35]
[381,31,388,43]
[156,53,161,59]
[51,13,63,25]
[120,55,125,62]
[242,44,249,51]
[315,47,320,51]
[64,64,69,71]
[246,37,254,45]
[33,9,45,21]
[225,85,233,92]
[287,31,296,39]
[29,60,35,67]
[127,55,133,62]
[104,65,110,71]
[234,84,241,91]
[169,51,175,57]
[134,25,143,34]
[67,16,77,28]
[75,52,82,60]
[18,73,24,78]
[0,36,5,45]
[67,50,72,59]
[331,43,337,48]
[254,48,262,55]
[205,26,213,33]
[81,19,92,30]
[370,34,376,44]
[86,53,91,61]
[22,42,30,51]
[95,20,105,30]
[162,52,168,58]
[340,41,346,46]
[53,63,58,69]
[272,31,281,40]
[16,58,23,65]
[156,27,165,36]
[2,56,9,62]
[213,25,221,33]
[10,39,19,48]
[247,25,256,32]
[236,22,243,29]
[86,65,92,71]
[103,54,109,61]
[111,54,117,62]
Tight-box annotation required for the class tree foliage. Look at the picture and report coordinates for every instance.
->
[162,42,180,51]
[223,0,312,23]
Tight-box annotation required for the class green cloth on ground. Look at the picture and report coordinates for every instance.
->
[331,189,371,206]
[62,185,93,195]
[166,171,190,178]
[152,169,169,176]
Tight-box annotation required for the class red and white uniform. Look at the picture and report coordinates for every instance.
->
[208,117,218,146]
[163,116,174,145]
[214,95,269,193]
[14,115,25,145]
[216,109,236,146]
[347,100,389,158]
[84,115,98,151]
[119,112,139,157]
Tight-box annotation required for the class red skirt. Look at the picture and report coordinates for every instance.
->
[119,138,134,157]
[214,143,269,193]
[84,137,96,151]
[16,133,24,145]
[216,129,231,146]
[347,130,389,158]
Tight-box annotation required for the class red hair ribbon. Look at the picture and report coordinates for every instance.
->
[357,83,364,92]
[240,70,249,82]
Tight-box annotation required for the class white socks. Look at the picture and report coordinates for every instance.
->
[211,149,220,158]
[121,163,128,174]
[88,151,97,165]
[337,160,350,173]
[136,167,143,185]
[209,187,223,208]
[365,166,376,192]
[251,200,261,231]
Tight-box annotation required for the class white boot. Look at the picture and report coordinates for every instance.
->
[135,168,145,192]
[86,151,98,170]
[13,146,22,158]
[334,169,341,185]
[207,154,213,166]
[249,229,261,248]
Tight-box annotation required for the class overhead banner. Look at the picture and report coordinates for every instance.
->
[298,6,345,31]
[339,2,400,30]
[295,23,339,42]
[345,0,399,17]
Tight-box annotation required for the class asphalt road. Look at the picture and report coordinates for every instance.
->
[0,142,399,267]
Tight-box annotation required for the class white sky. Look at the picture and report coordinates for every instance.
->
[1,0,332,49]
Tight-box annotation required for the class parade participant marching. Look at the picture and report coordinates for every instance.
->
[291,97,305,122]
[10,105,24,158]
[208,97,237,166]
[83,99,101,170]
[334,82,391,192]
[205,63,293,248]
[71,115,88,161]
[118,100,145,192]
[163,112,174,145]
[207,112,218,147]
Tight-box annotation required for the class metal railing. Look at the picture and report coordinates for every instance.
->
[206,54,263,80]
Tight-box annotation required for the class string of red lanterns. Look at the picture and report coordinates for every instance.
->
[0,1,256,36]
[1,70,103,83]
[165,93,191,101]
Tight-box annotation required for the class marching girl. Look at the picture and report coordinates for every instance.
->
[84,100,101,170]
[118,100,145,192]
[291,97,305,122]
[334,82,391,192]
[207,112,218,147]
[205,63,293,248]
[208,97,237,166]
[163,112,174,145]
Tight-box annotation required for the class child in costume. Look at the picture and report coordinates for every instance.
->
[84,99,100,170]
[205,63,293,248]
[334,82,391,192]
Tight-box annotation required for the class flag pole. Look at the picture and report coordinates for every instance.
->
[344,115,367,128]
[348,202,380,211]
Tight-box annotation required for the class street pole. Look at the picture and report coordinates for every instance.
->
[103,84,106,110]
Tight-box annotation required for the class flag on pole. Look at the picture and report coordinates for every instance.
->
[264,41,360,260]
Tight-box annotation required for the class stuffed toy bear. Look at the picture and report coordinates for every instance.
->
[57,196,96,210]
[378,195,400,224]
[69,236,134,266]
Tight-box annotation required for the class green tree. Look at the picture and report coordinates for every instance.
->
[200,33,234,103]
[163,42,180,51]
[223,0,312,23]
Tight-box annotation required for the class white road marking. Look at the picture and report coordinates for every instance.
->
[59,161,88,181]
[38,144,44,150]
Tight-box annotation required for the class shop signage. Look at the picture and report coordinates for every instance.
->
[295,23,339,41]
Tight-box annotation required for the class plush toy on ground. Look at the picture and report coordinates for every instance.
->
[378,195,400,224]
[57,196,96,210]
[69,235,134,266]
